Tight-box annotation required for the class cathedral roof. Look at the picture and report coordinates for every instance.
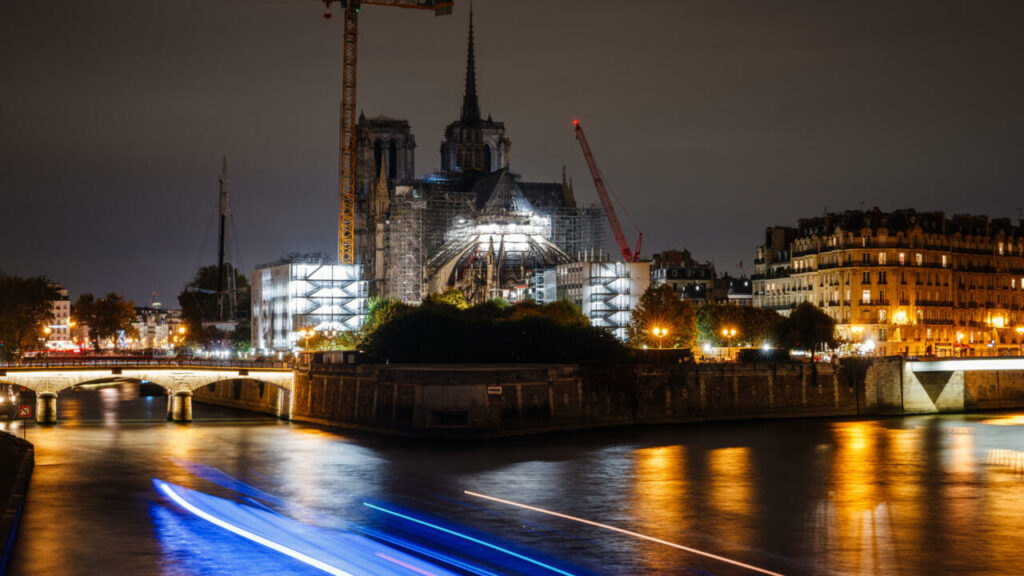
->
[479,169,533,214]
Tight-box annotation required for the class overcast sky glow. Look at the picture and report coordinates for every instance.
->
[3,0,1023,304]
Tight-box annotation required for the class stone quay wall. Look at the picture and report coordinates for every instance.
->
[197,358,1024,438]
[0,432,33,574]
[290,360,881,438]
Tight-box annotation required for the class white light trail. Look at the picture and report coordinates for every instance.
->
[155,480,356,576]
[464,490,787,576]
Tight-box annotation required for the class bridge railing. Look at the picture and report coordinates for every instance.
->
[0,357,293,370]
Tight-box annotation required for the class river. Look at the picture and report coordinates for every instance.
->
[3,383,1023,575]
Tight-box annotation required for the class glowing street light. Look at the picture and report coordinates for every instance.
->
[721,327,737,360]
[650,326,669,349]
[298,328,316,350]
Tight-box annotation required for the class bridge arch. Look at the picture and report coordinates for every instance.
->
[0,367,294,424]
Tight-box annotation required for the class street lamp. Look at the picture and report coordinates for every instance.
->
[298,328,316,350]
[721,327,737,360]
[650,326,669,349]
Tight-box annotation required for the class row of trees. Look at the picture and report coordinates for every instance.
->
[0,273,143,358]
[306,288,627,363]
[626,284,836,351]
[299,284,836,361]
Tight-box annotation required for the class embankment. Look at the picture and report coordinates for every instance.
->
[0,432,33,575]
[200,357,1024,438]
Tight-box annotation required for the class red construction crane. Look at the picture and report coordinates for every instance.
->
[573,119,642,262]
[322,0,453,264]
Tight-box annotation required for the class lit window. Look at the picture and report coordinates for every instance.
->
[899,252,905,265]
[879,252,887,265]
[916,253,923,266]
[862,289,871,304]
[941,255,947,268]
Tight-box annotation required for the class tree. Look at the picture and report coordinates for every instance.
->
[422,287,468,310]
[626,284,697,348]
[178,264,251,348]
[0,274,59,360]
[780,302,836,351]
[508,300,591,327]
[73,292,138,349]
[697,303,784,347]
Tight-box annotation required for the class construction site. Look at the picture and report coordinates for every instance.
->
[330,0,632,306]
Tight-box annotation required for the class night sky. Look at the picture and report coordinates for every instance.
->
[3,0,1023,305]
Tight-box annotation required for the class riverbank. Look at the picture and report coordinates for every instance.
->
[190,356,1024,439]
[0,432,33,575]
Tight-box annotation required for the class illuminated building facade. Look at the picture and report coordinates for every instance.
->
[557,261,651,340]
[46,283,71,344]
[251,256,367,352]
[131,307,184,350]
[753,209,1024,356]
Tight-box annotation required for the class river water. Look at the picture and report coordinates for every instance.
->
[3,384,1023,576]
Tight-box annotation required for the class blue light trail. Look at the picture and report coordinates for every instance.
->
[363,502,578,576]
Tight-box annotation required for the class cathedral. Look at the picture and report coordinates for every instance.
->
[352,7,604,304]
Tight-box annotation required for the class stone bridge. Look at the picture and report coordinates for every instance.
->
[0,361,294,423]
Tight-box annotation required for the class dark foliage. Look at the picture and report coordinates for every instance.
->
[0,274,58,360]
[73,292,138,349]
[779,302,837,351]
[361,302,628,364]
[177,264,250,348]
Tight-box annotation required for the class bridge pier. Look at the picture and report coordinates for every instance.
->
[170,391,193,423]
[36,392,58,424]
[276,388,292,420]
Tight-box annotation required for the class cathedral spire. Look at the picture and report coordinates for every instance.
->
[460,1,481,123]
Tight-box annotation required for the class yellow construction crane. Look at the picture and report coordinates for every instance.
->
[322,0,454,265]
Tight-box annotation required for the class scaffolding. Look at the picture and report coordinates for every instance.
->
[423,190,476,257]
[385,188,427,303]
[552,204,606,261]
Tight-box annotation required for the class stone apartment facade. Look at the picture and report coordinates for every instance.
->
[753,209,1024,356]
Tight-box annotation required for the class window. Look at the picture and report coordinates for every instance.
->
[862,253,870,264]
[941,254,947,268]
[916,253,923,266]
[879,309,887,323]
[878,271,887,284]
[862,272,871,284]
[862,289,871,304]
[879,252,887,265]
[999,242,1004,255]
[899,252,906,265]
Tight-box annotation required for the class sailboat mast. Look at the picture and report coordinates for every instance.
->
[217,156,228,321]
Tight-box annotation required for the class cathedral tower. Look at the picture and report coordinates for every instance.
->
[440,4,508,175]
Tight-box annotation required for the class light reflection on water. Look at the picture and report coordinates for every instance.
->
[6,387,1024,576]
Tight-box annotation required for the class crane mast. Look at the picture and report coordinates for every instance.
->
[323,0,453,265]
[573,120,642,262]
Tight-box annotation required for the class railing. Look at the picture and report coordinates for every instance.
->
[0,357,293,370]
